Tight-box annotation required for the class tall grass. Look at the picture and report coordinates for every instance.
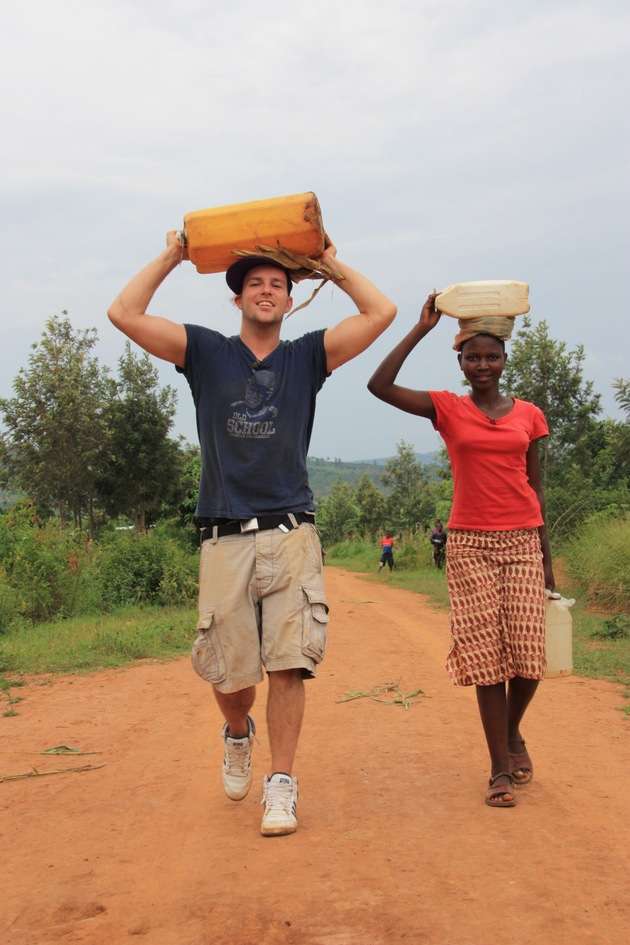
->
[561,511,630,611]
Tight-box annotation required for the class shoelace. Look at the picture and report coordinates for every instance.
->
[262,781,295,813]
[224,737,251,776]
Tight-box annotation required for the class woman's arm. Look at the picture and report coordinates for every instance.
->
[367,293,440,420]
[526,438,555,591]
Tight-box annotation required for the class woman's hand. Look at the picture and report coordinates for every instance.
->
[419,292,441,331]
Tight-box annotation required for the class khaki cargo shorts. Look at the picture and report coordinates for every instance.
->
[191,523,329,694]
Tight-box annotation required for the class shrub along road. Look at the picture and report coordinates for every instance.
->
[1,567,628,945]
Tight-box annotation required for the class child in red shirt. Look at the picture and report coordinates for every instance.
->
[378,531,394,571]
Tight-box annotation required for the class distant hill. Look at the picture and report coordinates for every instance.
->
[0,456,441,512]
[307,453,440,500]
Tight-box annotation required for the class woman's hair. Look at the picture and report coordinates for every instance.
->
[459,332,506,353]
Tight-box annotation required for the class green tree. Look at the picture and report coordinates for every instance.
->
[317,478,359,544]
[354,473,386,537]
[0,314,110,536]
[98,343,185,532]
[608,378,630,479]
[175,443,202,528]
[380,440,434,535]
[500,317,601,483]
[501,322,628,539]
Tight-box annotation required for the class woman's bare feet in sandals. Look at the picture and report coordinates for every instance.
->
[508,737,533,785]
[485,772,517,808]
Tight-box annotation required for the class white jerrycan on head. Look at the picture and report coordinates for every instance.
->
[435,280,530,319]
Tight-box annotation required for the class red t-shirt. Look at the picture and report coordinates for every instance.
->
[430,391,548,531]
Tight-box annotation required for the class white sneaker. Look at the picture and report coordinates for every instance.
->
[260,773,298,836]
[222,716,255,800]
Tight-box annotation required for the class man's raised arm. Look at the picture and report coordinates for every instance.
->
[107,231,188,367]
[321,241,397,372]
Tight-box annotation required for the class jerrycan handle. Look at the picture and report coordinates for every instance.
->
[545,589,576,608]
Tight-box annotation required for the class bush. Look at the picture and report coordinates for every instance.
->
[95,529,198,610]
[0,502,90,625]
[562,511,630,611]
[0,568,21,633]
[0,505,200,631]
[394,540,423,570]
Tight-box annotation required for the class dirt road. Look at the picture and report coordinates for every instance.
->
[1,567,628,945]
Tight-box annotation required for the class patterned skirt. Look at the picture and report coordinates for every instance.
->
[445,528,546,686]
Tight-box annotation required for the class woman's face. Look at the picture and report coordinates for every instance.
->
[458,334,507,388]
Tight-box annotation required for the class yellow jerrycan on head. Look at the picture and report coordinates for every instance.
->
[182,192,325,275]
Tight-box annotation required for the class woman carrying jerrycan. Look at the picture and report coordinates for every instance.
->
[368,287,555,808]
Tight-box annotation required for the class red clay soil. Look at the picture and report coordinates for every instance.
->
[1,567,628,945]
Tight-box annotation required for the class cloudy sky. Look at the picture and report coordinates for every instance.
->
[1,0,628,460]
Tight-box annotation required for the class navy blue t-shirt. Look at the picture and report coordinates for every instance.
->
[177,326,329,518]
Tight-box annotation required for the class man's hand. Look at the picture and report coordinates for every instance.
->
[321,232,337,263]
[166,229,189,262]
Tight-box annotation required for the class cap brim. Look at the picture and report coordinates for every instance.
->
[225,256,293,295]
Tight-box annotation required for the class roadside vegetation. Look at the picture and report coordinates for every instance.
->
[0,312,628,715]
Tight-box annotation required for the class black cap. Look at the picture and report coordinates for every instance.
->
[225,256,293,295]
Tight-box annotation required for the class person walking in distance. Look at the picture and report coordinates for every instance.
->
[429,520,447,569]
[108,231,396,835]
[378,530,395,571]
[368,292,554,809]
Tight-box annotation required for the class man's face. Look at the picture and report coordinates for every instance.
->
[235,265,292,325]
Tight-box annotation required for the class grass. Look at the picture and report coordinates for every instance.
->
[0,606,196,677]
[326,542,630,715]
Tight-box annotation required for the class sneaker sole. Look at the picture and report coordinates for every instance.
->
[224,782,252,801]
[260,821,297,837]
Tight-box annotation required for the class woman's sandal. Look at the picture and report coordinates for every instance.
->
[508,739,533,785]
[485,772,517,808]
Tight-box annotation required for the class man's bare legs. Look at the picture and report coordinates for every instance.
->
[213,685,256,738]
[213,670,304,833]
[212,669,304,770]
[267,669,305,774]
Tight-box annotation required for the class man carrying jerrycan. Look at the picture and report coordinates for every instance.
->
[108,210,396,837]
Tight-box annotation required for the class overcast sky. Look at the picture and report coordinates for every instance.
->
[1,0,628,460]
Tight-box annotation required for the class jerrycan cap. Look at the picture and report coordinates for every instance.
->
[545,589,576,607]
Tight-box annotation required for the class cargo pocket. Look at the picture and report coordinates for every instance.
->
[301,585,330,664]
[191,610,227,685]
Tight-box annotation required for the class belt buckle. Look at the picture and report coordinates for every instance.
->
[240,517,259,533]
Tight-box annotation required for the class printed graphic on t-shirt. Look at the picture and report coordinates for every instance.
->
[227,368,278,439]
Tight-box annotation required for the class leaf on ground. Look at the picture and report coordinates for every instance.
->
[41,745,100,755]
[337,682,427,708]
[0,763,106,783]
